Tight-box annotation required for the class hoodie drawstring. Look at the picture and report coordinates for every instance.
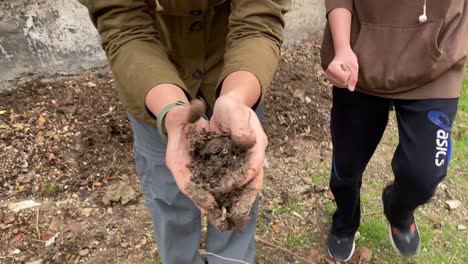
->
[154,0,164,11]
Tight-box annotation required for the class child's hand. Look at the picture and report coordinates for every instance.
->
[326,47,359,91]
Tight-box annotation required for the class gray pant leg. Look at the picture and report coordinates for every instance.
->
[130,104,264,264]
[206,199,259,264]
[129,114,204,264]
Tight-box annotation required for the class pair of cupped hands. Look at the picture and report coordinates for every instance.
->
[162,46,357,213]
[164,95,268,213]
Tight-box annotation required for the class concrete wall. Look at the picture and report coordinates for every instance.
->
[284,0,325,44]
[0,0,325,91]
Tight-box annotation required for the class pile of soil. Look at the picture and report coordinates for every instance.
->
[264,42,331,144]
[0,74,143,263]
[187,130,256,231]
[0,74,134,199]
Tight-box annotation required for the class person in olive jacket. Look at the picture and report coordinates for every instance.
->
[79,0,290,263]
[321,0,467,261]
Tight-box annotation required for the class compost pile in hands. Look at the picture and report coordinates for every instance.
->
[187,129,257,232]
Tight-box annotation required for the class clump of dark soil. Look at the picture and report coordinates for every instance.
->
[187,130,257,231]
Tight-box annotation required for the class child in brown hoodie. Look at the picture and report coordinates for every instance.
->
[321,0,467,261]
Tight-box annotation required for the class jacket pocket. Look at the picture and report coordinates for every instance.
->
[353,21,447,92]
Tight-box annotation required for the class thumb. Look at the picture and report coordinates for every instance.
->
[230,168,263,228]
[186,99,206,124]
[347,66,359,91]
[326,63,350,86]
[229,109,257,150]
[185,182,217,213]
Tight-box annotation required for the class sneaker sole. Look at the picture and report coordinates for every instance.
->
[328,241,355,262]
[388,225,421,257]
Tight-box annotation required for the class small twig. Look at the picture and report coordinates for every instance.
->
[103,151,118,183]
[0,193,14,200]
[255,236,316,264]
[449,248,459,264]
[101,106,116,117]
[201,251,249,264]
[2,118,13,127]
[269,140,287,149]
[35,208,41,239]
[298,134,321,141]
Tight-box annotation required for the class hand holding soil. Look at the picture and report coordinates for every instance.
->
[186,96,268,231]
[165,100,217,212]
[210,95,268,194]
[165,98,267,231]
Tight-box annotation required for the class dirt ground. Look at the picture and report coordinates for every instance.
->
[1,41,466,264]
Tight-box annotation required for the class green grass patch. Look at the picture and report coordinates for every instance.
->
[256,211,270,234]
[357,192,467,263]
[358,214,388,250]
[143,256,161,264]
[450,79,468,174]
[265,198,319,249]
[311,165,331,185]
[286,233,315,247]
[325,201,336,215]
[271,199,307,216]
[459,79,468,112]
[41,180,65,196]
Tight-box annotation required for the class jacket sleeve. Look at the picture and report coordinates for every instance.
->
[218,0,291,101]
[325,0,353,15]
[78,0,187,125]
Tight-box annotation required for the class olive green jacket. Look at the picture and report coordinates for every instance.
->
[79,0,291,125]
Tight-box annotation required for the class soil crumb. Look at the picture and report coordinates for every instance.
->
[187,129,256,231]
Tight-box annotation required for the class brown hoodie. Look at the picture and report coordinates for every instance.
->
[321,0,468,99]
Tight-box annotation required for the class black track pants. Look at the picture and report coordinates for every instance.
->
[329,87,458,237]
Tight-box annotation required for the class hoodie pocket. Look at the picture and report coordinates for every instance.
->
[353,21,446,92]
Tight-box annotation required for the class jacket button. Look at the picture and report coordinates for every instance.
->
[190,10,203,16]
[192,69,203,80]
[189,21,202,32]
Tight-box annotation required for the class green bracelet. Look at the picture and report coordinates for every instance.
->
[156,101,190,144]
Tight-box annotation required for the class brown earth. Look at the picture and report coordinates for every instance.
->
[0,41,422,264]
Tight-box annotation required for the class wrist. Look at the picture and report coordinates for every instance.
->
[219,71,261,107]
[217,92,247,106]
[329,8,352,58]
[334,45,353,56]
[164,106,189,134]
[145,83,189,118]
